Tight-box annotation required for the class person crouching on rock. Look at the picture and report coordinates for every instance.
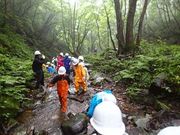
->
[48,66,70,113]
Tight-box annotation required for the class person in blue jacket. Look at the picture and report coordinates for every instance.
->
[87,89,117,118]
[63,53,71,75]
[46,62,56,76]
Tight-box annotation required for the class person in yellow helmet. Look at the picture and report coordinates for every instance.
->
[72,58,87,94]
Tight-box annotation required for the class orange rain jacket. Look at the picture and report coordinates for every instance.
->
[73,64,87,92]
[49,75,70,112]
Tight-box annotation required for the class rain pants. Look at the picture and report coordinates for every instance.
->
[73,64,87,93]
[79,62,89,82]
[87,90,112,118]
[49,75,70,112]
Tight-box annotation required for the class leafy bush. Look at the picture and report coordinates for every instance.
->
[87,42,180,99]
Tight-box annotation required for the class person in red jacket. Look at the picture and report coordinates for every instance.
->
[56,52,64,71]
[48,66,70,113]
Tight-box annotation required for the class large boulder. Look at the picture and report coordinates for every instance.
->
[61,113,88,135]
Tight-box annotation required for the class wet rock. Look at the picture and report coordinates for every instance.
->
[104,77,113,83]
[127,127,149,135]
[26,126,35,135]
[135,114,152,129]
[95,77,104,83]
[35,130,48,135]
[86,123,95,135]
[61,113,88,135]
[147,110,180,130]
[68,95,84,103]
[132,89,155,105]
[149,73,169,95]
[67,112,75,118]
[16,131,27,135]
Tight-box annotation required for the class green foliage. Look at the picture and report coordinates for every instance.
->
[0,29,33,121]
[87,42,180,99]
[0,56,33,120]
[0,26,32,58]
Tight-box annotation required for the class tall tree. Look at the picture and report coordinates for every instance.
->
[104,3,116,51]
[114,0,125,55]
[114,0,138,56]
[125,0,137,53]
[136,0,150,46]
[3,0,7,26]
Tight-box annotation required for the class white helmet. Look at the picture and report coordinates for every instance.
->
[102,94,117,104]
[58,66,66,75]
[90,101,125,135]
[72,58,79,65]
[65,53,69,56]
[79,62,85,67]
[34,51,41,55]
[78,56,84,61]
[158,126,180,135]
[47,62,51,65]
[60,52,64,56]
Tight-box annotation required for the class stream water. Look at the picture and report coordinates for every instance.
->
[10,86,95,135]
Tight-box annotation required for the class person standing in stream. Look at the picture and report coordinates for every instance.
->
[72,58,87,95]
[48,66,70,114]
[32,50,45,89]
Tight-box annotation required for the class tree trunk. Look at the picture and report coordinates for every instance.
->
[125,0,137,53]
[114,0,125,55]
[72,3,76,54]
[3,0,7,26]
[136,0,150,46]
[104,3,116,51]
[95,16,102,50]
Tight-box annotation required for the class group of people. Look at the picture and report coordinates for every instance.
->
[32,50,180,135]
[32,51,89,113]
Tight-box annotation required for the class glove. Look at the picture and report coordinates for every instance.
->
[42,54,45,59]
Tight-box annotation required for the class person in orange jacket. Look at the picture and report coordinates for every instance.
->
[72,58,87,94]
[48,66,70,113]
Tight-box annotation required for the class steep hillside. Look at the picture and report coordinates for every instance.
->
[0,26,33,125]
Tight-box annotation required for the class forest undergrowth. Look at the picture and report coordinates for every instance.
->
[87,40,180,110]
